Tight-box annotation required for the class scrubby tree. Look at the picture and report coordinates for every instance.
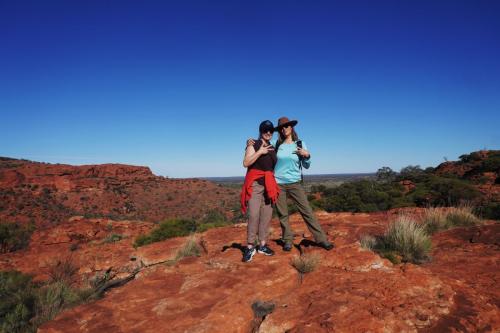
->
[376,167,397,183]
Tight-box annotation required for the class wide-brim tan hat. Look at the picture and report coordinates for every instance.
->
[275,116,298,130]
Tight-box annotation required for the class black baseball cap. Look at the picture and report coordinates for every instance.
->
[259,120,275,133]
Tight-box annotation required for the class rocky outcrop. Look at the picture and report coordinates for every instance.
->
[0,158,239,227]
[23,210,499,332]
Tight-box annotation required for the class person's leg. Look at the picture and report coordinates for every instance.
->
[257,194,273,246]
[255,191,275,255]
[276,184,294,245]
[286,182,329,244]
[247,182,264,247]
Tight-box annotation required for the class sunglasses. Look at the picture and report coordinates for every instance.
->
[261,129,274,134]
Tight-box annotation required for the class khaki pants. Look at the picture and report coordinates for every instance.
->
[247,182,273,245]
[276,182,328,244]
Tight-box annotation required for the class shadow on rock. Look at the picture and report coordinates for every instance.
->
[221,242,245,254]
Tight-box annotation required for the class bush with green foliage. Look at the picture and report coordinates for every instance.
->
[0,257,111,333]
[0,271,36,333]
[0,222,34,254]
[317,180,410,213]
[312,171,481,213]
[479,202,500,220]
[134,219,197,248]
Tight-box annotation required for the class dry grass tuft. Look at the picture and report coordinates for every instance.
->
[384,214,431,264]
[446,204,482,228]
[422,207,448,234]
[360,234,377,250]
[174,235,201,261]
[291,253,321,283]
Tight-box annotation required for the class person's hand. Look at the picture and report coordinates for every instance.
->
[257,140,274,155]
[294,147,310,159]
[246,138,255,147]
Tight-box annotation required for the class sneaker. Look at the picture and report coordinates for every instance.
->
[257,245,275,256]
[283,242,293,252]
[317,241,334,251]
[242,247,256,262]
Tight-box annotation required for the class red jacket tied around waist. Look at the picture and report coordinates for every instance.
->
[240,169,280,214]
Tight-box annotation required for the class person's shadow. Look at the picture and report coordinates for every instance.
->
[221,243,246,255]
[272,238,320,254]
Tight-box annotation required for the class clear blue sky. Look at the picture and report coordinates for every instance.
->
[1,1,499,177]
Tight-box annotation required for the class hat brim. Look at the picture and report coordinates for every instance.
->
[275,120,298,130]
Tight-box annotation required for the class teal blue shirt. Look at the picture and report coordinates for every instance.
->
[271,139,311,184]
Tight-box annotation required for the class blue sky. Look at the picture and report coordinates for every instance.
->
[1,1,499,177]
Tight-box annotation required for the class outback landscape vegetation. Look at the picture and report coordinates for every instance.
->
[0,150,498,332]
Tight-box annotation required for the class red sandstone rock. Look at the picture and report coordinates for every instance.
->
[29,211,499,332]
[0,158,239,227]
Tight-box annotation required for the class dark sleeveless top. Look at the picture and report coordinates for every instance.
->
[248,139,277,185]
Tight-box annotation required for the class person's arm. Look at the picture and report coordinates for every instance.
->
[296,141,311,169]
[243,140,273,167]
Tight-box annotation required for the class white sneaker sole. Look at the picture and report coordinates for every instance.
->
[257,250,274,256]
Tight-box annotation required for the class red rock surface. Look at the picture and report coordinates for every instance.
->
[26,210,498,333]
[0,158,239,227]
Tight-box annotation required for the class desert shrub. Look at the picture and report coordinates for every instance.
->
[427,177,480,206]
[134,219,197,247]
[382,214,431,264]
[0,222,34,254]
[398,165,425,182]
[47,256,79,285]
[480,155,500,173]
[422,207,448,235]
[0,271,36,333]
[360,234,377,250]
[174,236,201,261]
[318,180,406,213]
[445,205,482,227]
[290,253,321,283]
[0,265,114,332]
[102,233,125,244]
[479,202,500,220]
[197,209,231,232]
[376,166,397,183]
[33,281,79,326]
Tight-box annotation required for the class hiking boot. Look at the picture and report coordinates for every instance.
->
[283,242,293,252]
[257,245,275,256]
[317,241,334,251]
[242,247,256,262]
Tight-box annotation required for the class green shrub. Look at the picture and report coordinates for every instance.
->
[479,202,500,220]
[382,214,431,263]
[197,209,231,232]
[134,219,197,248]
[0,271,36,333]
[0,222,34,254]
[33,281,79,326]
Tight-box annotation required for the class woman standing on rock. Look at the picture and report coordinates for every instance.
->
[240,120,280,262]
[248,117,334,252]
